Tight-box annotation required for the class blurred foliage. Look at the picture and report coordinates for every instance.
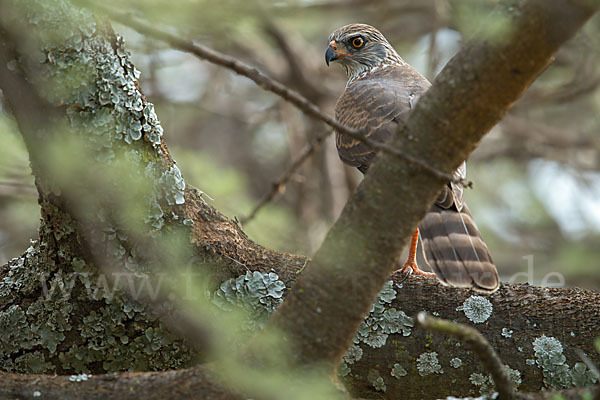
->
[1,0,600,291]
[0,115,39,264]
[173,148,301,253]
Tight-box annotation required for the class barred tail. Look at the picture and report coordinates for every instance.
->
[419,203,499,293]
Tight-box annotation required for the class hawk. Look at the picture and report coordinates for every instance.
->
[325,23,499,292]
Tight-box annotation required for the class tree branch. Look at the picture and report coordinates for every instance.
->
[78,0,459,184]
[240,128,332,224]
[0,366,242,400]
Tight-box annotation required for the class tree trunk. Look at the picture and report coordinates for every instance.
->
[0,0,302,375]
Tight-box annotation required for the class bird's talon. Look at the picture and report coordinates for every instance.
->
[399,267,412,283]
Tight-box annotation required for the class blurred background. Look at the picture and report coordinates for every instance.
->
[1,0,599,289]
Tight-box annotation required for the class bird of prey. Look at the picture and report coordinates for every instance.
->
[325,23,499,292]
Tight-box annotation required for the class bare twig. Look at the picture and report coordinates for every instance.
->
[240,129,332,225]
[80,1,459,184]
[416,312,518,400]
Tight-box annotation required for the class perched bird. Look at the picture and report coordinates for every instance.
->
[325,23,499,292]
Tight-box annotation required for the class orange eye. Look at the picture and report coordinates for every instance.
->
[351,37,364,48]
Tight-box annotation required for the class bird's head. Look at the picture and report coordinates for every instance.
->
[325,23,403,81]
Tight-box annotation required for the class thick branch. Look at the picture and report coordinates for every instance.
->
[266,0,598,372]
[340,276,600,398]
[0,366,241,400]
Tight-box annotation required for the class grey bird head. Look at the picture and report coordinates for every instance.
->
[325,23,404,81]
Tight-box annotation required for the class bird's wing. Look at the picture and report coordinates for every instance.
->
[333,66,498,292]
[334,66,430,173]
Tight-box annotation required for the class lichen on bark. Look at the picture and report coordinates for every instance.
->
[0,0,194,373]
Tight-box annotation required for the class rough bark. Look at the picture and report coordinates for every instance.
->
[0,370,597,400]
[0,0,598,399]
[339,277,600,398]
[0,366,242,400]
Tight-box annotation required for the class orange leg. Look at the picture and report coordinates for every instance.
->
[396,228,436,280]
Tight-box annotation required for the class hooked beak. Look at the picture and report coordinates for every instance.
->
[325,45,338,66]
[325,40,353,66]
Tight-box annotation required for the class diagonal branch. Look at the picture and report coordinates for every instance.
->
[78,0,459,184]
[240,129,333,224]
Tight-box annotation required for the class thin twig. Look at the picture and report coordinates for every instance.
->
[82,2,459,184]
[416,312,518,400]
[240,129,332,225]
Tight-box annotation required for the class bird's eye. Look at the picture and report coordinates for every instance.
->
[351,37,364,48]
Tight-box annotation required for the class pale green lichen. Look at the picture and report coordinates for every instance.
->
[367,370,386,392]
[570,362,598,387]
[505,364,522,389]
[160,164,186,205]
[391,363,407,379]
[14,352,54,374]
[69,373,92,382]
[457,296,493,324]
[60,297,191,373]
[532,335,598,389]
[0,281,75,373]
[34,0,182,218]
[343,344,363,365]
[469,365,521,395]
[533,335,571,388]
[353,281,414,348]
[25,289,73,353]
[450,357,463,368]
[338,344,361,377]
[501,328,513,338]
[416,352,443,376]
[0,243,43,300]
[213,271,286,330]
[1,241,192,374]
[337,361,351,377]
[0,0,203,374]
[0,305,36,357]
[469,372,495,395]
